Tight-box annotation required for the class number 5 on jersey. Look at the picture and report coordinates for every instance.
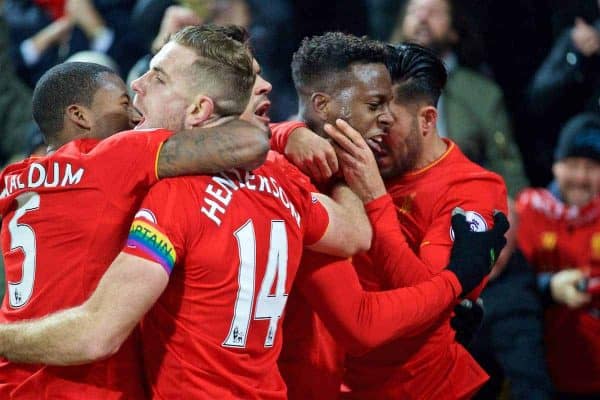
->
[223,220,288,348]
[7,192,40,308]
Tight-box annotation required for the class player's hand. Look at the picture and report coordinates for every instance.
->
[447,208,509,296]
[152,5,203,53]
[572,17,600,57]
[451,298,484,346]
[550,269,591,308]
[284,127,338,182]
[324,119,386,203]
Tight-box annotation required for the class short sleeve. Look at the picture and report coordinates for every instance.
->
[122,178,188,275]
[94,128,173,191]
[271,153,329,245]
[269,121,307,153]
[420,174,508,298]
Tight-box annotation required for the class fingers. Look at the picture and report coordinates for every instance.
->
[450,209,470,236]
[324,123,358,156]
[313,155,333,181]
[335,119,367,146]
[492,210,510,235]
[325,148,339,176]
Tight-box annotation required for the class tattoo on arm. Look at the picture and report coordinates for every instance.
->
[157,120,269,178]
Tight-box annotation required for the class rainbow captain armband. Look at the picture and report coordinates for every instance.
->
[126,218,176,274]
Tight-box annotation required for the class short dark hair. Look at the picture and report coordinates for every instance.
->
[171,25,254,116]
[386,43,447,106]
[32,62,116,141]
[291,32,389,95]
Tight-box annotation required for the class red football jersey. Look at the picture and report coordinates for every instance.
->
[516,188,600,394]
[0,128,172,399]
[343,140,508,400]
[122,151,329,399]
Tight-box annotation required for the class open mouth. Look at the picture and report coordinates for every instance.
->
[254,101,271,124]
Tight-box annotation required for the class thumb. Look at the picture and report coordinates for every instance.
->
[491,210,510,236]
[451,207,469,236]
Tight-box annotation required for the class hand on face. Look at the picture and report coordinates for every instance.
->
[324,119,386,203]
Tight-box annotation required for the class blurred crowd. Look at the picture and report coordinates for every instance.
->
[0,0,598,399]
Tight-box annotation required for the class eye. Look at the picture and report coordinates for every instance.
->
[368,102,381,111]
[154,75,164,84]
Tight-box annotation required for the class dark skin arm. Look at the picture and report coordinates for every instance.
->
[157,117,270,178]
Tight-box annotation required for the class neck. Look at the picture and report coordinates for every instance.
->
[414,134,448,170]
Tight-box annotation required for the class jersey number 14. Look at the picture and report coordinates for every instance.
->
[223,220,288,349]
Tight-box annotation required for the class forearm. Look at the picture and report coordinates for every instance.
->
[329,183,372,249]
[365,194,434,286]
[0,306,106,365]
[158,119,269,178]
[298,252,461,354]
[310,185,371,257]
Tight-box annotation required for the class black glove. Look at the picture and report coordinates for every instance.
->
[447,208,509,296]
[451,298,485,346]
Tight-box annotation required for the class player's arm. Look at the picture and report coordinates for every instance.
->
[297,252,461,355]
[297,211,508,354]
[270,121,339,182]
[0,253,167,365]
[307,184,372,258]
[157,117,270,178]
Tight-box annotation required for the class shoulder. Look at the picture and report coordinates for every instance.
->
[95,129,173,150]
[448,142,506,186]
[261,151,316,192]
[516,187,559,216]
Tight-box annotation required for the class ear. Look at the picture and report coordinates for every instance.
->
[186,95,214,128]
[418,105,438,137]
[310,92,331,121]
[66,104,92,130]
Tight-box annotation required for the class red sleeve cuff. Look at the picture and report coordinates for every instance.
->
[364,193,395,222]
[269,121,308,153]
[439,270,463,297]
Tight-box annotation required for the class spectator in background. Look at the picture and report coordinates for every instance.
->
[0,12,35,168]
[390,0,528,198]
[468,200,554,400]
[516,113,600,399]
[3,0,145,86]
[525,2,600,186]
[127,1,250,91]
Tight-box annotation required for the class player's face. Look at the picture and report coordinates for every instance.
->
[553,157,600,207]
[328,63,393,142]
[88,73,135,139]
[372,97,423,178]
[240,59,272,127]
[131,42,198,131]
[401,0,455,54]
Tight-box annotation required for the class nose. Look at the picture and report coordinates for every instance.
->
[255,74,272,96]
[378,105,394,129]
[130,72,147,95]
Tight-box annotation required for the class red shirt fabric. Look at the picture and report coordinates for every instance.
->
[343,139,508,400]
[122,151,329,399]
[272,120,483,400]
[0,128,172,399]
[516,188,600,394]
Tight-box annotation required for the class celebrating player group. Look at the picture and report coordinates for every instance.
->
[0,23,508,400]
